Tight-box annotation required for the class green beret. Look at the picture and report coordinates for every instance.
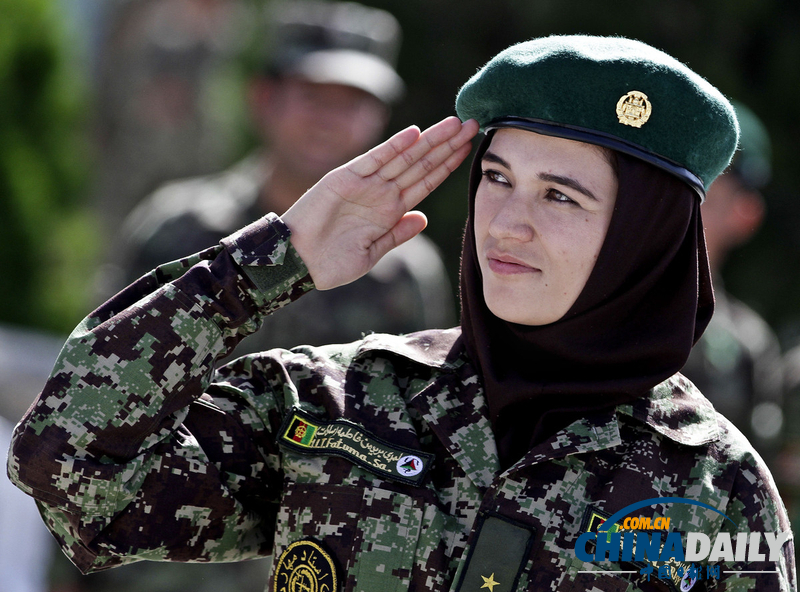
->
[455,35,739,197]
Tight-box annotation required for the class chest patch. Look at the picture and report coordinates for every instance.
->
[278,407,434,486]
[453,513,536,592]
[273,539,337,592]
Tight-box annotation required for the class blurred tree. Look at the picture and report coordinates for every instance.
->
[0,0,93,334]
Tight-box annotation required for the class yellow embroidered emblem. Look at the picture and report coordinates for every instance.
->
[616,90,652,128]
[274,539,338,592]
[481,573,501,591]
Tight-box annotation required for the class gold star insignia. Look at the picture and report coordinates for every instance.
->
[481,573,500,592]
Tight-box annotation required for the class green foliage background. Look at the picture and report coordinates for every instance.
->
[0,0,94,335]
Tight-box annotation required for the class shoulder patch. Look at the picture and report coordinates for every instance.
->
[278,407,434,486]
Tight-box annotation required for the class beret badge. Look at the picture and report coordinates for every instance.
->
[616,91,652,128]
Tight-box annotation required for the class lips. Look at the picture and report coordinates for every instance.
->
[485,249,539,275]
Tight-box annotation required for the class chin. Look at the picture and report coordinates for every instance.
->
[498,312,555,326]
[483,290,567,326]
[484,297,543,326]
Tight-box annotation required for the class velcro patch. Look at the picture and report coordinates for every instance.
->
[278,407,434,486]
[453,513,536,592]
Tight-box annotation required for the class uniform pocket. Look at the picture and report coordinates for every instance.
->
[272,482,424,592]
[350,487,423,592]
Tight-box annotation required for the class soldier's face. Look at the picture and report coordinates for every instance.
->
[253,78,389,180]
[474,128,618,325]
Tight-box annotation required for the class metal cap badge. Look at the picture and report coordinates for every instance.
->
[616,91,652,128]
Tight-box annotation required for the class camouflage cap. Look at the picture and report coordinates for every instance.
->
[455,35,739,197]
[264,0,405,104]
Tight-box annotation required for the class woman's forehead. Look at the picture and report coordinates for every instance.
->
[485,128,617,186]
[487,128,606,159]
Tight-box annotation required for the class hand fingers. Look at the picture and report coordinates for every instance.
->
[345,117,476,187]
[399,137,476,210]
[347,125,421,177]
[377,117,470,182]
[392,118,479,191]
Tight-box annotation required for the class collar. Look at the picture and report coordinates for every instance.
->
[354,327,463,371]
[513,374,721,472]
[619,373,721,446]
[354,328,720,448]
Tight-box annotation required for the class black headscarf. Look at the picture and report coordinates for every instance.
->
[459,131,715,467]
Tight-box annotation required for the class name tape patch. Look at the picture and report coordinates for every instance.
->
[278,408,434,486]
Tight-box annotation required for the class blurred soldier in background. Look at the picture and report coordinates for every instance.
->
[108,0,455,359]
[682,101,785,466]
[91,0,251,248]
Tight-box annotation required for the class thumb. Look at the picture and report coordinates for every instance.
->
[370,211,428,264]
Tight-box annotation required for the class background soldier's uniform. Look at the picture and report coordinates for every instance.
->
[8,216,795,592]
[682,286,785,464]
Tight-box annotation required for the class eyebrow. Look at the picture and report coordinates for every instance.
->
[482,150,600,202]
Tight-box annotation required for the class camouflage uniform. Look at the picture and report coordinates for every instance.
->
[112,155,456,355]
[777,347,800,543]
[8,216,796,591]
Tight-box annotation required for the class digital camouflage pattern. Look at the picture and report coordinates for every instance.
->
[8,216,796,591]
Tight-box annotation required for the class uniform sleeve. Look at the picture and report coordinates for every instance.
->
[6,214,314,574]
[719,447,796,591]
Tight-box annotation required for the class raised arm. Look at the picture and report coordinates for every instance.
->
[6,116,477,573]
[283,116,479,290]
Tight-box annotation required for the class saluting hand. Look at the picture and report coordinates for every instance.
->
[282,116,479,290]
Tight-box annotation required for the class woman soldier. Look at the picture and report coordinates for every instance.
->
[8,35,795,591]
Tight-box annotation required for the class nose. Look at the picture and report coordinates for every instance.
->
[487,192,535,242]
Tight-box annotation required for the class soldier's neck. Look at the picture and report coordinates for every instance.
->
[259,167,318,216]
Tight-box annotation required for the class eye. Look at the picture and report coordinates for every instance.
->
[545,188,578,206]
[481,169,510,186]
